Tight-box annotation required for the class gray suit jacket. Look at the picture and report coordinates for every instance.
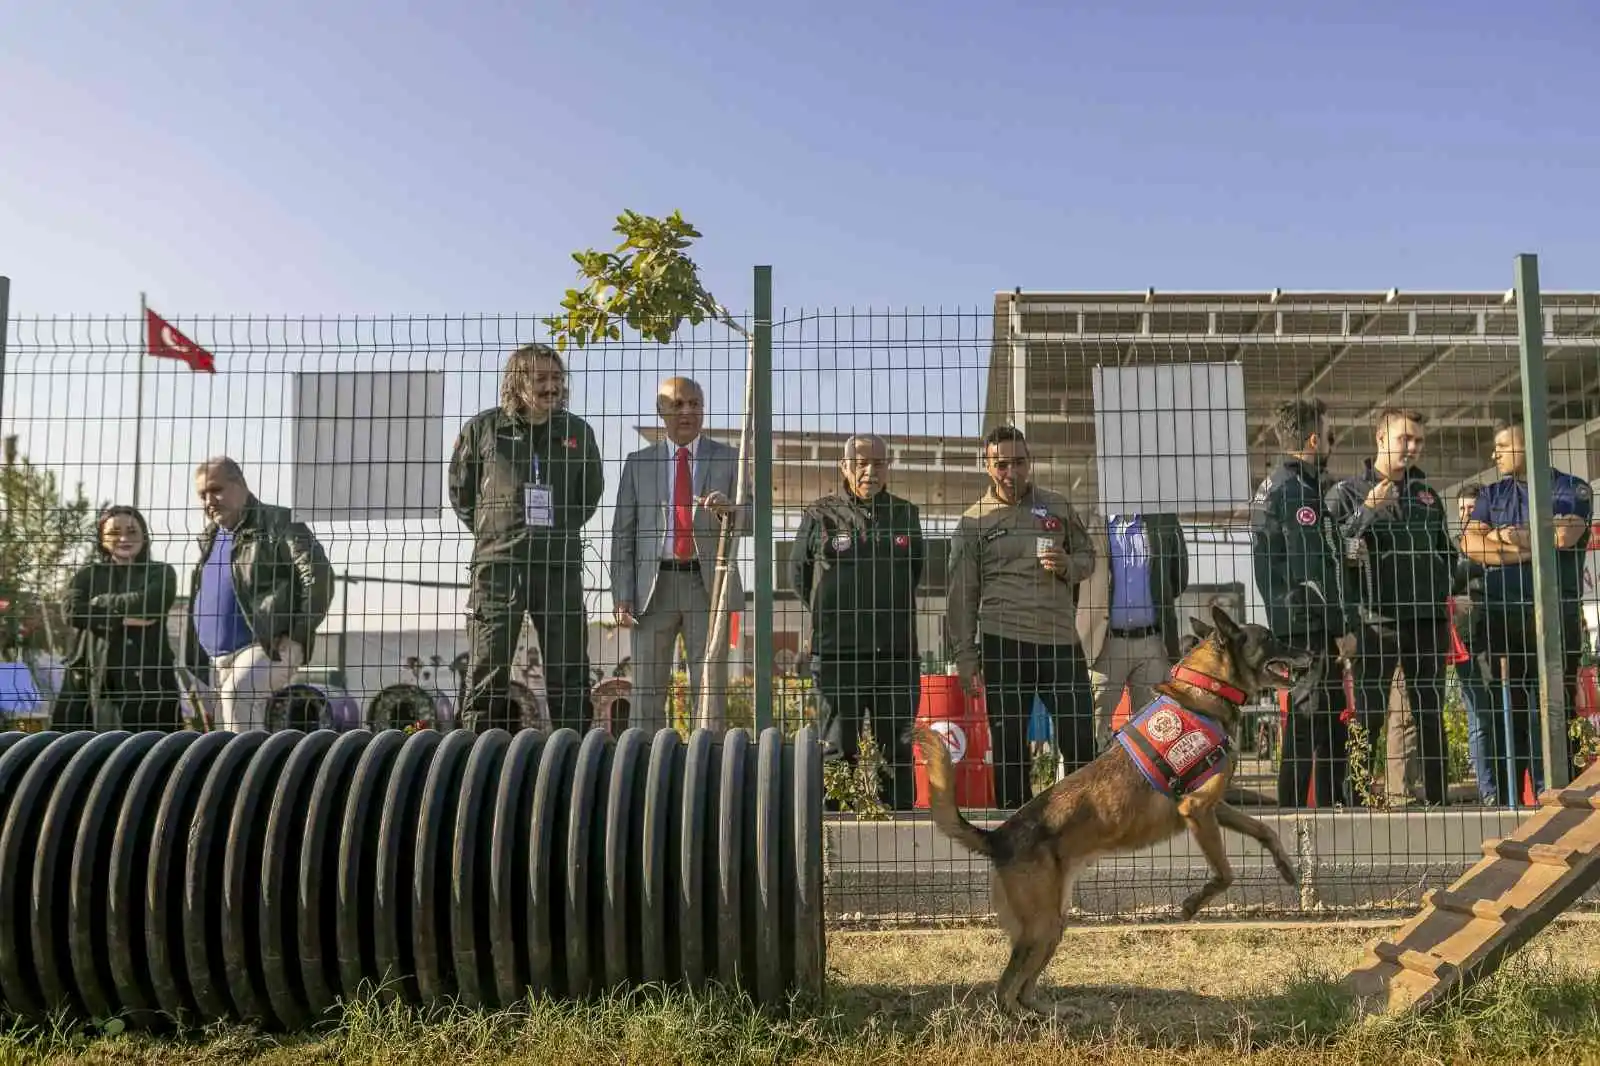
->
[611,437,752,614]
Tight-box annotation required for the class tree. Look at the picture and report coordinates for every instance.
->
[544,211,753,731]
[0,435,96,657]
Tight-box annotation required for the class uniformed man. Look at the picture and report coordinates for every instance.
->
[1250,398,1360,808]
[789,434,925,809]
[1458,419,1591,803]
[948,425,1096,811]
[448,343,604,732]
[1451,485,1498,803]
[1325,407,1457,805]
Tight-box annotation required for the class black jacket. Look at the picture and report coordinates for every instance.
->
[59,559,179,724]
[186,497,335,664]
[448,407,604,565]
[788,487,924,659]
[1087,512,1190,661]
[1250,457,1358,642]
[1325,461,1456,625]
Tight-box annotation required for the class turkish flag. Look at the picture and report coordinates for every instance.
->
[145,308,216,373]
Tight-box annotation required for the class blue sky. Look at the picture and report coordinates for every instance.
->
[3,1,1599,631]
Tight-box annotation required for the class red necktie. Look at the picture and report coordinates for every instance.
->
[673,446,694,559]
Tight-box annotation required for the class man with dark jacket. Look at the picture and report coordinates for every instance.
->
[789,434,925,809]
[1250,399,1360,808]
[189,457,335,731]
[449,344,604,732]
[1074,509,1189,749]
[1325,408,1457,805]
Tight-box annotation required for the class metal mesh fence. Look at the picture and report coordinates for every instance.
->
[3,278,1600,928]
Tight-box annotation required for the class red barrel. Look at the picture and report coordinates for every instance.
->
[913,673,996,809]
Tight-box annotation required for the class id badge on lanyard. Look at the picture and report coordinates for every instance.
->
[524,454,554,528]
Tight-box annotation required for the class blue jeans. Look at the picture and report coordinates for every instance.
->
[1461,681,1496,803]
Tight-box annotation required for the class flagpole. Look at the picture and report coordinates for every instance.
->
[133,291,147,510]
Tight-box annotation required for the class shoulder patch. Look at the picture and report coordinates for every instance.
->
[1252,478,1271,504]
[1577,482,1593,502]
[1295,505,1318,526]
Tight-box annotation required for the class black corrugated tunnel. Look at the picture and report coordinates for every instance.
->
[0,724,824,1030]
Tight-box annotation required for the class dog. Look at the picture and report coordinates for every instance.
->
[914,604,1315,1018]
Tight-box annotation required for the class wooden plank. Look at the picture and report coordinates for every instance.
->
[1338,758,1600,1018]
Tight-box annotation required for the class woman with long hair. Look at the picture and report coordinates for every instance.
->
[56,505,181,731]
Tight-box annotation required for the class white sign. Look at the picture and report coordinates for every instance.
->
[1092,363,1250,515]
[292,371,446,522]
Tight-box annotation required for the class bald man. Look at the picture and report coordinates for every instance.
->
[789,434,925,809]
[612,376,751,732]
[188,457,334,731]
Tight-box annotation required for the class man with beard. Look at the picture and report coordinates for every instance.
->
[947,425,1096,811]
[1250,399,1360,808]
[789,434,925,810]
[1326,408,1457,805]
[612,376,749,732]
[449,343,604,732]
[1458,420,1591,802]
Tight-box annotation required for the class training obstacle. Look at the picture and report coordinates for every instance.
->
[0,724,824,1030]
[1339,757,1600,1016]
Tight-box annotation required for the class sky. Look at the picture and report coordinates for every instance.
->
[3,0,1599,636]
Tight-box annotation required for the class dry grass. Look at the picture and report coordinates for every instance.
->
[5,921,1600,1064]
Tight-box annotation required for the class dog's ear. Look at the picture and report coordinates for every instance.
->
[1209,603,1242,640]
[1188,614,1215,641]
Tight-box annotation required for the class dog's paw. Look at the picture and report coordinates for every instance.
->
[1274,859,1299,887]
[1179,895,1204,920]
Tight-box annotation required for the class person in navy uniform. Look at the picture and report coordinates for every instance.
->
[1250,399,1360,808]
[1458,419,1592,802]
[1325,408,1458,805]
[789,434,925,810]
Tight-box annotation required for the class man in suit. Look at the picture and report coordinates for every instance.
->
[1074,509,1190,749]
[612,376,751,732]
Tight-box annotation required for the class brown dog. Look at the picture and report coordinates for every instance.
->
[915,604,1315,1018]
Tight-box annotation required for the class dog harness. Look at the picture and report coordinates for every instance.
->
[1115,694,1233,799]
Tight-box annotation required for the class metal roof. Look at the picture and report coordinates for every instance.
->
[987,289,1600,506]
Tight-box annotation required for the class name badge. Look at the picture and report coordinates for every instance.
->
[524,483,554,528]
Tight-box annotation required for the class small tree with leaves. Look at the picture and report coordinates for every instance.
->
[0,436,96,658]
[544,211,752,730]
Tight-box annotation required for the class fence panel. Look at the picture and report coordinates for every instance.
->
[778,292,1600,926]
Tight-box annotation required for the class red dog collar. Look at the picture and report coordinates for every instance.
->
[1170,665,1249,706]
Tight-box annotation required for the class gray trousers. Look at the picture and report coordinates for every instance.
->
[631,567,728,733]
[1089,632,1172,749]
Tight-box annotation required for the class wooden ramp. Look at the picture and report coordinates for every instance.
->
[1340,759,1600,1017]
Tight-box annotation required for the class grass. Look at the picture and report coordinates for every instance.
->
[5,921,1600,1064]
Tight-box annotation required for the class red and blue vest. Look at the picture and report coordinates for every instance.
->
[1115,694,1232,799]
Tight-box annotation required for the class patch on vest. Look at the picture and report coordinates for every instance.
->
[1115,695,1231,799]
[1145,707,1183,743]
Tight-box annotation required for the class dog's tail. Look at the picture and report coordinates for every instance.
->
[911,726,995,859]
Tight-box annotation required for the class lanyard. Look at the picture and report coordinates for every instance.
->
[531,453,542,486]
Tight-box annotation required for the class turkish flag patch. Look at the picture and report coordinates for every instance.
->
[894,534,910,548]
[1295,506,1317,526]
[1042,516,1062,531]
[563,437,578,449]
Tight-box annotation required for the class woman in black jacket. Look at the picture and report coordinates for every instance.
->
[56,506,181,732]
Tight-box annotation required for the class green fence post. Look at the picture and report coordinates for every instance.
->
[1514,252,1571,792]
[752,265,774,733]
[0,277,10,438]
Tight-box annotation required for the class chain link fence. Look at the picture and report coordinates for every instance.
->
[3,268,1599,926]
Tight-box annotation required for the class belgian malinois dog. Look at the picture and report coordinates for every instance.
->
[915,604,1315,1018]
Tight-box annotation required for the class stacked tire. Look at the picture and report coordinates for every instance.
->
[0,725,824,1030]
